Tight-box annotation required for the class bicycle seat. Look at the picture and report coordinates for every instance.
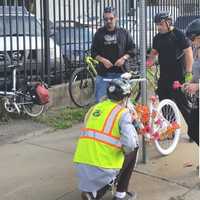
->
[7,63,23,69]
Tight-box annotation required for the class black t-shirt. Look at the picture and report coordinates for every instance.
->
[103,30,120,73]
[153,28,190,82]
[91,27,135,76]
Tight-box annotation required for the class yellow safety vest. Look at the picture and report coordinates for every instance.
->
[73,99,126,169]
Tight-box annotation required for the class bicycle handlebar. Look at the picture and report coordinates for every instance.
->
[85,56,99,65]
[103,72,146,84]
[7,63,23,68]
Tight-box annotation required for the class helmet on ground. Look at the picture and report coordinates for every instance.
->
[107,79,131,101]
[154,11,172,23]
[186,18,200,40]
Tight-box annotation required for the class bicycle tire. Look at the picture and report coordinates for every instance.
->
[154,99,181,155]
[23,102,45,117]
[22,93,45,117]
[69,67,95,107]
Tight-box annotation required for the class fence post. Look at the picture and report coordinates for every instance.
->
[43,0,50,85]
[139,0,147,163]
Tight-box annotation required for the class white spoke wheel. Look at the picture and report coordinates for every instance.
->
[154,99,181,155]
[22,94,45,117]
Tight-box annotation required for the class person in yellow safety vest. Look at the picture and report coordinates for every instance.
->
[73,79,139,200]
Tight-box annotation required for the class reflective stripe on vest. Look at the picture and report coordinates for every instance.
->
[102,104,123,134]
[80,129,122,148]
[81,104,124,149]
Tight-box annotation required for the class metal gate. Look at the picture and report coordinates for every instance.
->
[0,0,199,88]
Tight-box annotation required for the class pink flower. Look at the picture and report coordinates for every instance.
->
[155,119,162,126]
[150,95,157,103]
[173,81,182,90]
[146,59,154,68]
[152,132,160,140]
[144,125,152,133]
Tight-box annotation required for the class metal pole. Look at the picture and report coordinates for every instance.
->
[139,0,147,163]
[43,0,50,85]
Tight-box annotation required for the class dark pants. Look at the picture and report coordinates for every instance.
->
[95,148,138,199]
[188,107,199,146]
[116,148,138,192]
[157,79,192,137]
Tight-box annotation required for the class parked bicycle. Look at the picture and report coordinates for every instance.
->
[69,56,143,107]
[0,63,49,117]
[104,72,181,156]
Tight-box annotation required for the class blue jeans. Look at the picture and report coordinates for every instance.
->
[95,73,122,103]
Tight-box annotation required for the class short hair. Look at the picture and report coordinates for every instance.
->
[103,6,117,16]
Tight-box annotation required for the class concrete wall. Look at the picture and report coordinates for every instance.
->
[48,83,76,108]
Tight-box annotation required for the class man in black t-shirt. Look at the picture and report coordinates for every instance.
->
[91,6,136,102]
[147,11,194,140]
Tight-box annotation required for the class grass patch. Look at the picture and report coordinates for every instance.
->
[36,106,89,129]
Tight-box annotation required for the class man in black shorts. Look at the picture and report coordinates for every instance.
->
[147,11,194,139]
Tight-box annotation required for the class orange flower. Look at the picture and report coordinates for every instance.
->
[135,104,150,124]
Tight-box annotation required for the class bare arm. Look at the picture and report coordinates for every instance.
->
[183,47,193,73]
[95,55,113,69]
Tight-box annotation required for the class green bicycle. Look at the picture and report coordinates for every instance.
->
[69,56,159,107]
[69,56,98,107]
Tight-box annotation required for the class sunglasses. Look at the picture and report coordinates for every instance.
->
[104,17,115,22]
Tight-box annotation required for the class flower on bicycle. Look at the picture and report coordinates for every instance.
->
[162,121,180,139]
[173,81,182,90]
[150,95,158,104]
[135,104,150,124]
[152,132,160,140]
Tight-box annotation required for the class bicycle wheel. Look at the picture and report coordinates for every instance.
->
[69,67,95,107]
[154,99,181,155]
[22,94,45,117]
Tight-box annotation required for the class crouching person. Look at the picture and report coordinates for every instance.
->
[73,79,139,200]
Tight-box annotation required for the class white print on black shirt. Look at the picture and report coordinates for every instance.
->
[104,34,117,45]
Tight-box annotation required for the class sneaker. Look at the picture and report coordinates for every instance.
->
[81,192,94,200]
[112,192,137,200]
[81,192,103,200]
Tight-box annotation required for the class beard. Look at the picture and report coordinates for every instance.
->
[105,22,115,30]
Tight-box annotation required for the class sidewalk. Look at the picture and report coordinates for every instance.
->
[0,123,199,200]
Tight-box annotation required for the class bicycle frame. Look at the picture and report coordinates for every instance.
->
[0,66,21,113]
[0,65,17,96]
[85,56,98,76]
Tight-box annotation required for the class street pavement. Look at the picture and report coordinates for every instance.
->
[0,121,199,200]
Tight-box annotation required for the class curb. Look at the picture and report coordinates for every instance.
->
[11,127,54,144]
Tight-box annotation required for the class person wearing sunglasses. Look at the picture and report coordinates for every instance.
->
[91,6,136,103]
[147,11,194,142]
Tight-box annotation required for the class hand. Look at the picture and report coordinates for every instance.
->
[102,58,113,69]
[114,57,126,67]
[182,83,199,95]
[184,72,193,83]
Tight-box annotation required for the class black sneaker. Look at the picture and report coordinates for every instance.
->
[81,192,94,200]
[81,191,104,200]
[112,192,137,200]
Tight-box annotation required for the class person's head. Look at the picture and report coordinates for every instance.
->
[103,6,117,31]
[186,19,200,46]
[107,79,131,102]
[154,11,172,33]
